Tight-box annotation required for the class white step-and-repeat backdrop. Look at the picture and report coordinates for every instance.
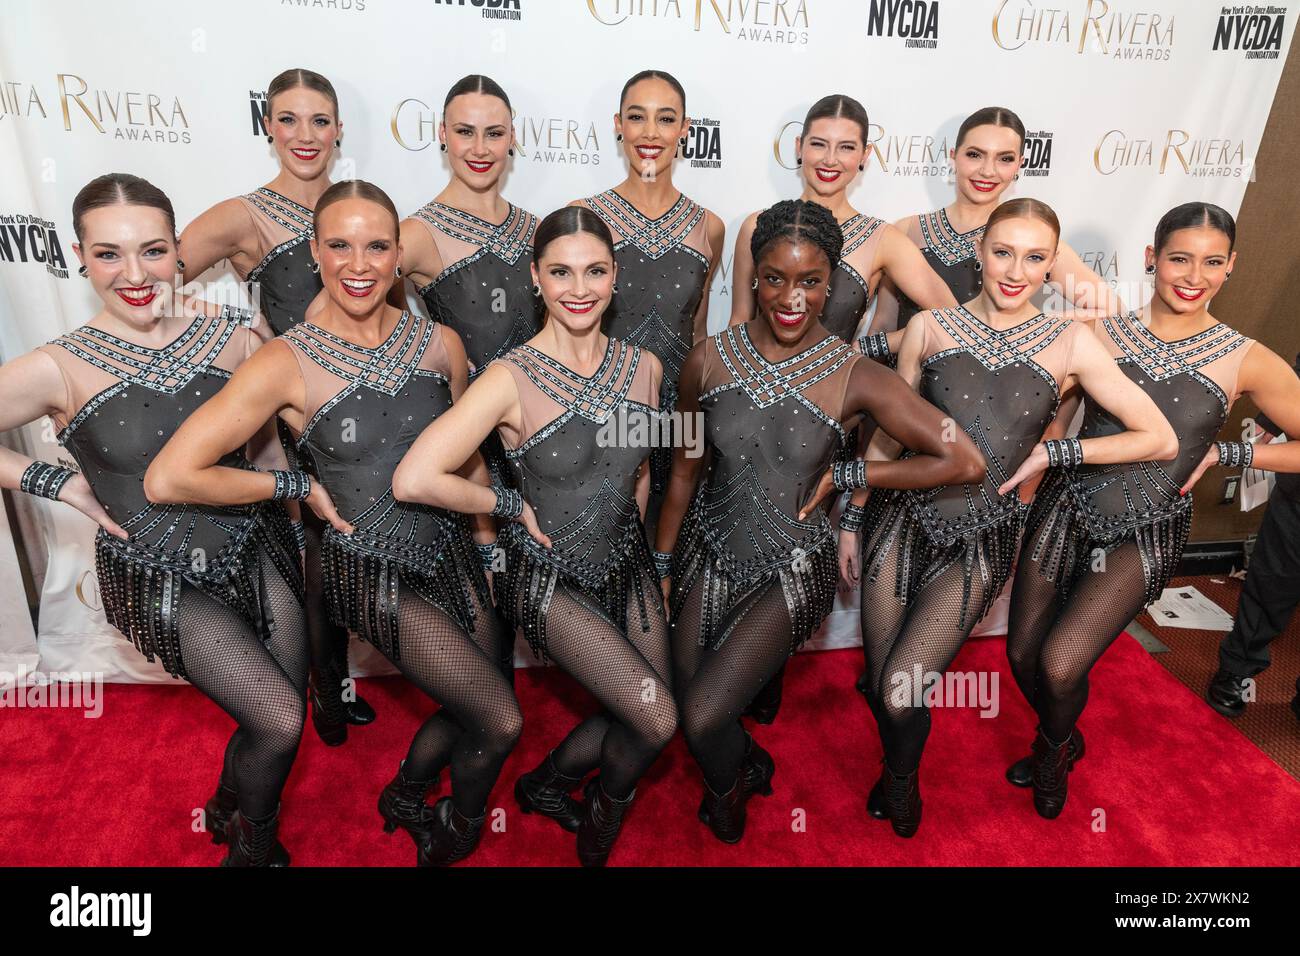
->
[0,0,1293,679]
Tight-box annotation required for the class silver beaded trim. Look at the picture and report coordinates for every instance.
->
[833,459,869,490]
[490,486,523,519]
[1216,441,1254,469]
[270,470,312,500]
[1044,438,1084,468]
[20,461,76,500]
[839,501,867,533]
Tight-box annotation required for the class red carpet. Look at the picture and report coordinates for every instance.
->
[2,633,1297,866]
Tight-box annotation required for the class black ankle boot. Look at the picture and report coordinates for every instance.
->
[740,732,775,798]
[881,764,922,838]
[1206,668,1250,718]
[744,665,785,724]
[221,807,289,867]
[343,692,376,726]
[379,761,439,846]
[697,777,749,844]
[514,751,584,833]
[577,778,634,868]
[1030,727,1071,820]
[855,669,872,699]
[203,778,238,846]
[1006,727,1085,788]
[417,797,485,866]
[309,667,348,747]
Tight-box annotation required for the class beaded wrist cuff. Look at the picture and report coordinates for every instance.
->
[832,459,869,491]
[490,486,524,519]
[653,550,673,579]
[1043,438,1084,469]
[1216,441,1254,469]
[858,332,892,362]
[476,541,498,570]
[19,461,76,501]
[839,501,867,533]
[270,470,312,501]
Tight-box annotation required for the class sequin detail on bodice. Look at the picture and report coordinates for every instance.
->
[822,214,885,341]
[906,308,1071,544]
[897,209,984,326]
[245,187,320,336]
[583,190,709,409]
[413,201,541,378]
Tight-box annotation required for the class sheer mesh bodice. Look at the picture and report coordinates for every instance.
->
[895,209,984,327]
[280,312,489,657]
[411,200,542,378]
[669,324,857,651]
[38,312,301,677]
[240,187,321,336]
[491,338,660,657]
[822,214,886,342]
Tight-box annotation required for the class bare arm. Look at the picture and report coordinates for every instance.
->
[653,344,707,559]
[692,211,727,344]
[874,225,959,316]
[179,198,261,282]
[727,212,759,328]
[1047,241,1124,319]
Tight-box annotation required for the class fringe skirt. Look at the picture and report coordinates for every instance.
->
[859,488,1026,628]
[321,515,491,662]
[95,503,304,681]
[495,518,659,663]
[669,498,839,655]
[1022,468,1193,609]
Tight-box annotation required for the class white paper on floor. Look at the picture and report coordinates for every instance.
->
[1147,586,1236,631]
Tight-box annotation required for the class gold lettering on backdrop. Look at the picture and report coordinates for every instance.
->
[391,98,434,151]
[58,74,104,133]
[1161,128,1188,174]
[1081,0,1109,53]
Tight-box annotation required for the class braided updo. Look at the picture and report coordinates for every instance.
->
[751,199,844,274]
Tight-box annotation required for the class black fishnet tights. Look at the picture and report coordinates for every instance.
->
[178,551,308,820]
[672,573,793,793]
[542,574,676,800]
[1006,541,1148,742]
[860,546,996,774]
[379,590,521,816]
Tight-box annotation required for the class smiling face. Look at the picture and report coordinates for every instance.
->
[530,233,616,336]
[952,124,1022,207]
[977,216,1058,311]
[266,86,339,181]
[440,91,515,190]
[754,238,832,346]
[310,197,400,319]
[615,77,688,181]
[797,116,867,199]
[1147,226,1235,314]
[74,204,179,327]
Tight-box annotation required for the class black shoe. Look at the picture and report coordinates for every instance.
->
[379,761,438,847]
[697,777,749,844]
[1030,727,1071,820]
[855,670,871,699]
[221,807,289,867]
[309,671,348,747]
[744,665,785,724]
[740,732,775,798]
[577,777,634,868]
[203,778,238,846]
[866,776,887,820]
[344,692,376,726]
[1006,727,1085,788]
[881,764,922,838]
[514,751,584,833]
[417,797,484,867]
[1206,668,1250,718]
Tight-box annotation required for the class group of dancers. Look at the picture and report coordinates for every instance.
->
[5,67,1300,866]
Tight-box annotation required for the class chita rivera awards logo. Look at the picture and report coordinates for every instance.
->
[0,213,70,278]
[57,73,191,143]
[1021,129,1053,177]
[432,0,523,19]
[1213,5,1286,58]
[390,99,602,165]
[0,80,47,121]
[279,0,367,11]
[992,0,1177,60]
[683,116,722,168]
[586,0,810,45]
[1094,129,1253,177]
[866,0,940,48]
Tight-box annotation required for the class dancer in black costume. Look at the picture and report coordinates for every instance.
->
[153,181,521,865]
[180,68,374,745]
[394,206,677,867]
[1004,202,1300,817]
[0,174,306,866]
[655,199,985,843]
[574,70,725,501]
[839,198,1177,837]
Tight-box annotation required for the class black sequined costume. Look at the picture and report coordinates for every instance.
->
[281,311,519,813]
[669,325,861,791]
[1007,313,1254,742]
[895,209,984,327]
[859,306,1081,773]
[582,189,713,494]
[822,214,886,343]
[241,187,322,337]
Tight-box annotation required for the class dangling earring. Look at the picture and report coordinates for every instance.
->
[310,261,320,274]
[531,283,541,297]
[751,278,758,290]
[1144,264,1156,275]
[508,148,514,156]
[266,134,273,144]
[440,143,447,152]
[973,260,982,272]
[1044,271,1052,282]
[335,139,341,148]
[77,265,88,278]
[612,283,620,294]
[1014,172,1020,180]
[796,155,802,167]
[395,265,402,278]
[1224,271,1232,281]
[616,133,623,142]
[176,258,186,272]
[858,163,865,172]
